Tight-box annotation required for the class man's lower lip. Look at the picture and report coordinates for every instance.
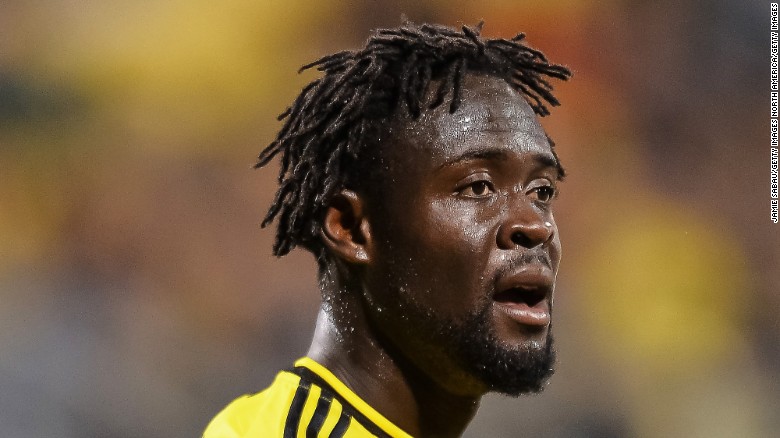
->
[494,301,550,326]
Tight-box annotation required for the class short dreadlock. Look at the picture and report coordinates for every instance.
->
[256,22,571,257]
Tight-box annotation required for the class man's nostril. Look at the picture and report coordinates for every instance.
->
[511,231,534,248]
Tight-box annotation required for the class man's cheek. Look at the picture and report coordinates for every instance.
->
[428,202,489,238]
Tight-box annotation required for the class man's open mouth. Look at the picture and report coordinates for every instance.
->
[493,267,553,327]
[493,286,547,308]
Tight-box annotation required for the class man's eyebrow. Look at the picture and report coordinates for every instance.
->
[533,153,561,172]
[436,149,509,170]
[436,148,562,175]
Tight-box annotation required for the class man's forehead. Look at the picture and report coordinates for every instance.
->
[387,74,551,160]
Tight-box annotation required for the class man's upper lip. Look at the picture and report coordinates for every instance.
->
[494,265,554,298]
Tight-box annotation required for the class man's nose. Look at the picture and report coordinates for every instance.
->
[496,202,554,250]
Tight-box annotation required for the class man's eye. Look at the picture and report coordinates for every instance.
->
[533,186,556,202]
[458,180,494,198]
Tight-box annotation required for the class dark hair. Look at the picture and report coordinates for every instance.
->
[256,22,571,257]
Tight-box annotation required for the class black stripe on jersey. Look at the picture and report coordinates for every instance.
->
[329,411,351,438]
[283,380,312,438]
[288,367,392,438]
[306,394,332,438]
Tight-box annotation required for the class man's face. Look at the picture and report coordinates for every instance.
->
[361,74,562,397]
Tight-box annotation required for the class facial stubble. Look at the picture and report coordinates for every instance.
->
[391,289,556,397]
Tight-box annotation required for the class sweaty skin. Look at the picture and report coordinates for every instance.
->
[309,73,562,437]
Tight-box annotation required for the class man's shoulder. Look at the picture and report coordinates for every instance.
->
[203,358,411,438]
[202,370,301,438]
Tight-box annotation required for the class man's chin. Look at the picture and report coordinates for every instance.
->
[393,295,556,396]
[483,337,556,396]
[452,316,557,396]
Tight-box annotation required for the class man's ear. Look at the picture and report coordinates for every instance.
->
[320,189,372,264]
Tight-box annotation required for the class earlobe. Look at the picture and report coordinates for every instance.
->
[320,190,372,264]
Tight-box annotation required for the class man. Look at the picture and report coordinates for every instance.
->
[204,22,570,438]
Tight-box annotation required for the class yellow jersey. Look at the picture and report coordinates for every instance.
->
[203,357,414,438]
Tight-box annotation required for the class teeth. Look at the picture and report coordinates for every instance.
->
[494,287,546,306]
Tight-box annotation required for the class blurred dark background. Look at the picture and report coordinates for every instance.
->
[0,1,776,437]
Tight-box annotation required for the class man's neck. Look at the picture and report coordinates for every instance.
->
[306,307,481,437]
